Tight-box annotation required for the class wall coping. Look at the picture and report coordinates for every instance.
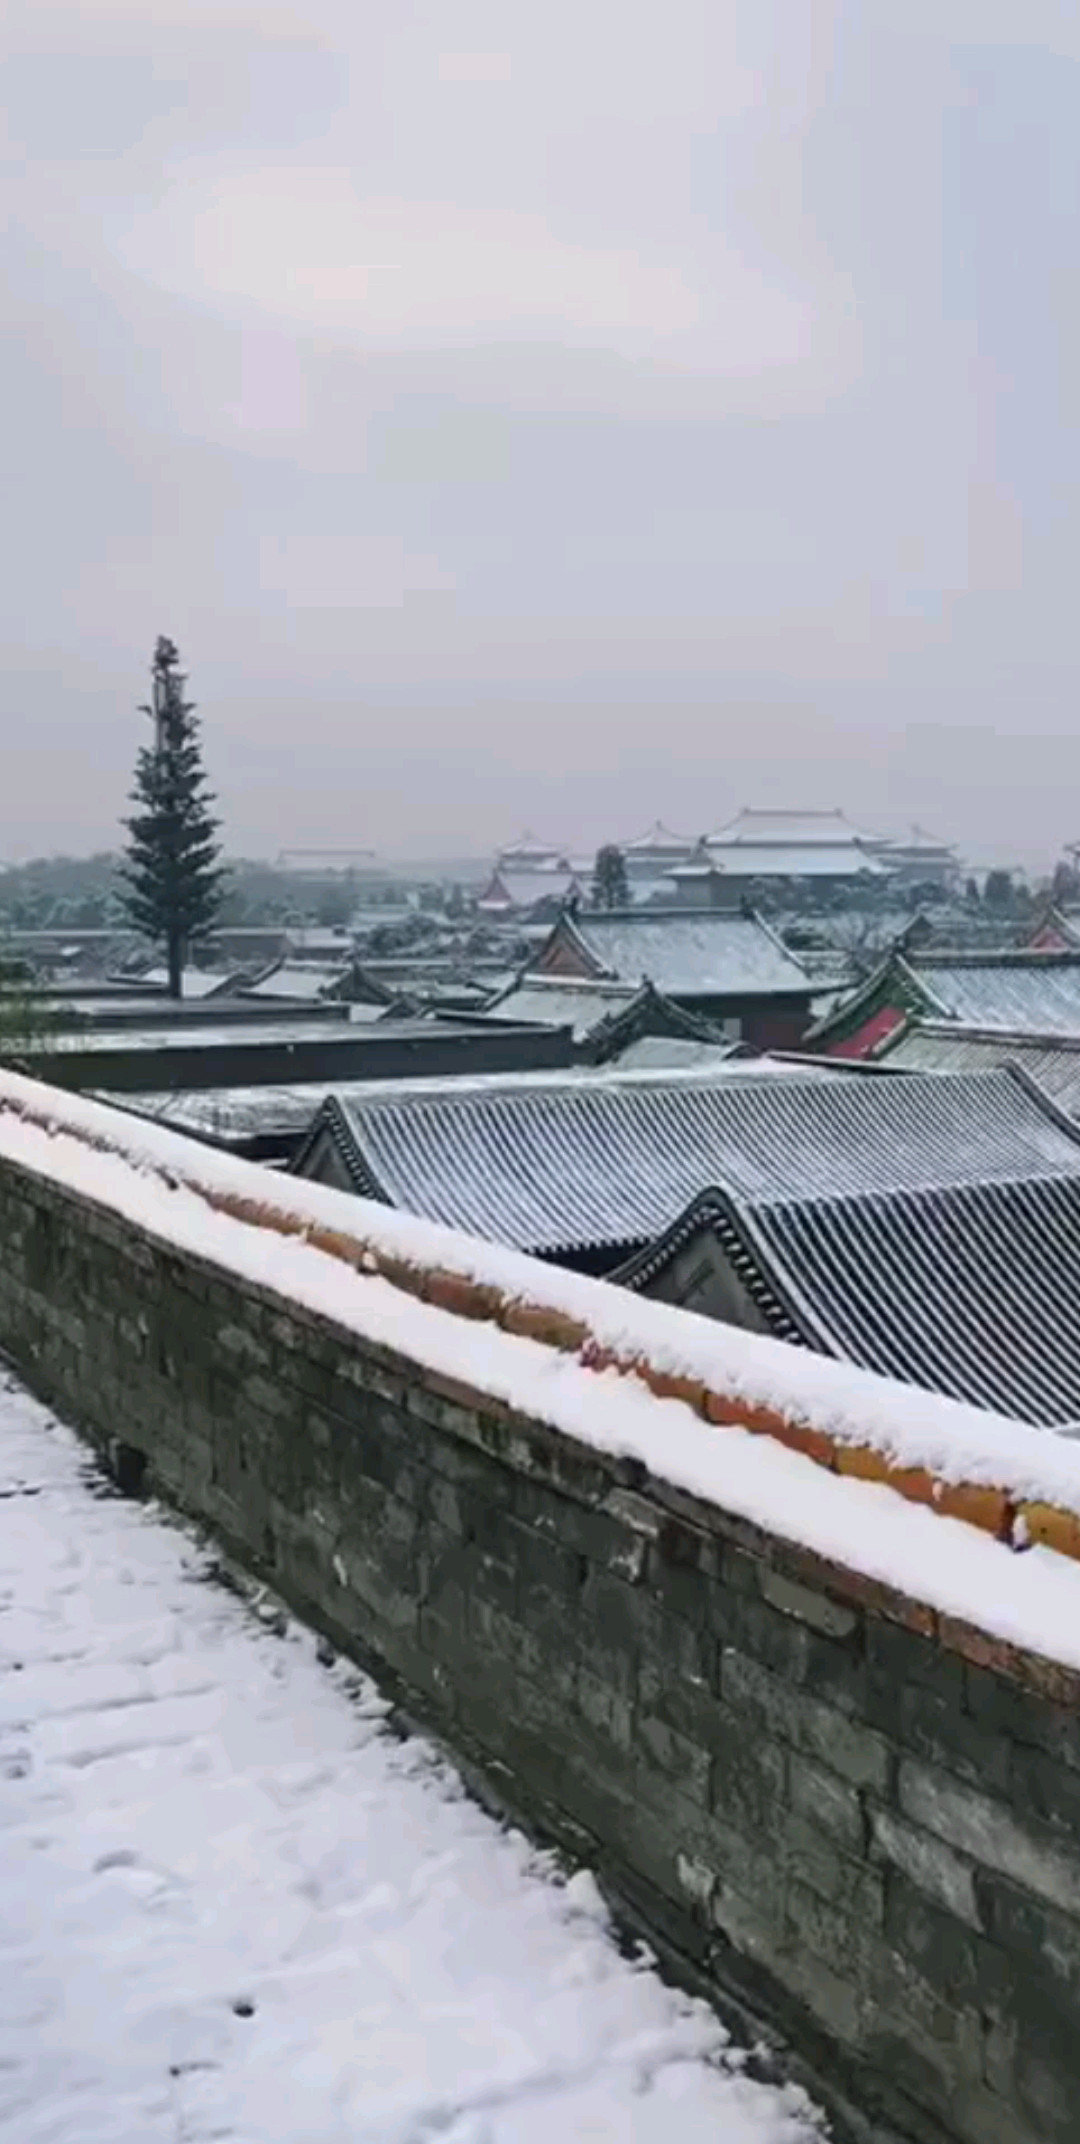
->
[2,1072,1080,1689]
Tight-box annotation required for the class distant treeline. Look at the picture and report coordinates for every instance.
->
[0,855,421,933]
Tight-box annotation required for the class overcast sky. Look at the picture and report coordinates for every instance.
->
[3,2,1079,865]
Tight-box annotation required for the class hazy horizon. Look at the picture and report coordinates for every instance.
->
[3,3,1079,871]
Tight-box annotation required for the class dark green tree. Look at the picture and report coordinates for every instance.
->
[0,944,62,1065]
[120,638,225,996]
[592,844,629,910]
[983,868,1016,913]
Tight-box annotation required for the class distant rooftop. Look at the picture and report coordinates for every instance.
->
[534,908,812,1000]
[707,807,884,850]
[620,821,696,857]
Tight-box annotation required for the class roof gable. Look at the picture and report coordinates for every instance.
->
[625,1172,1080,1428]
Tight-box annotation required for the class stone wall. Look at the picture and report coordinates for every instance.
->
[1,1148,1079,2144]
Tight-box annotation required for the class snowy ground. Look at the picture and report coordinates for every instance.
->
[0,1371,824,2144]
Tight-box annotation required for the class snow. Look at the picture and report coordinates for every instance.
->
[0,1374,821,2144]
[5,1071,1080,1672]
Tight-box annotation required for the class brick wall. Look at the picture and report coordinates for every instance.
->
[1,1149,1079,2144]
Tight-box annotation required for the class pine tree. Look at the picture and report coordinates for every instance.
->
[592,844,629,910]
[120,638,225,997]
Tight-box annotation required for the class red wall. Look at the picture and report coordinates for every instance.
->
[823,1002,907,1060]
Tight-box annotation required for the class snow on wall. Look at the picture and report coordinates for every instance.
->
[3,1069,1080,1672]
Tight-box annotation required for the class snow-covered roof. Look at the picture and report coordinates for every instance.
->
[620,821,696,858]
[603,1034,742,1072]
[537,910,811,999]
[706,807,884,849]
[294,1064,1080,1265]
[879,1022,1080,1117]
[875,824,959,862]
[613,1071,1080,1424]
[478,868,580,914]
[139,967,237,998]
[627,1158,1080,1428]
[906,953,1080,1034]
[495,835,564,868]
[285,928,355,954]
[486,974,638,1040]
[112,1084,331,1144]
[692,846,889,881]
[49,1017,364,1053]
[246,962,353,1001]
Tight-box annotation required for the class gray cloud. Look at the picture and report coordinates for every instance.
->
[2,2,1078,865]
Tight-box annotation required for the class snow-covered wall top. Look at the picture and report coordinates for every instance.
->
[2,1068,1080,1671]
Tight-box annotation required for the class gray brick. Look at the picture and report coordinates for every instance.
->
[1009,1742,1080,1836]
[868,1804,981,1928]
[784,1815,884,1923]
[721,1647,889,1791]
[636,1712,712,1803]
[758,1566,858,1641]
[892,1679,1012,1795]
[766,1945,863,2048]
[900,1757,1080,1918]
[515,1476,649,1582]
[711,1729,787,1836]
[576,1667,633,1753]
[885,1869,1011,2015]
[978,1870,1080,2005]
[645,1537,713,1626]
[789,1753,866,1856]
[966,1661,1080,1772]
[867,1616,966,1701]
[786,1874,875,1978]
[636,1644,720,1747]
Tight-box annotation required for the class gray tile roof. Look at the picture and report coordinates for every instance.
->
[601,1035,740,1072]
[906,953,1080,1033]
[879,1022,1080,1120]
[292,1065,1080,1265]
[543,911,811,998]
[485,976,638,1040]
[696,845,889,880]
[630,1175,1080,1427]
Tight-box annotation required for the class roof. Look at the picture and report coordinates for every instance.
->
[621,822,696,858]
[139,967,237,998]
[877,1022,1080,1119]
[907,952,1080,1034]
[285,928,355,955]
[706,807,884,849]
[693,846,889,881]
[485,974,638,1041]
[245,963,353,1001]
[110,1084,332,1147]
[291,1063,1080,1267]
[495,835,564,868]
[876,825,959,864]
[614,1071,1080,1426]
[533,909,812,999]
[629,1170,1080,1428]
[477,867,580,914]
[603,1034,741,1071]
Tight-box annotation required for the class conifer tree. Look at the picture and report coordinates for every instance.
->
[592,844,629,910]
[120,638,225,997]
